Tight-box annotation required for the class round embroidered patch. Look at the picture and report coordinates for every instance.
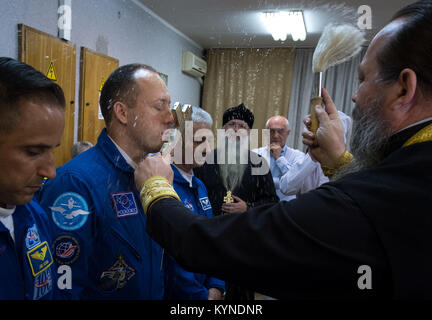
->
[50,192,90,231]
[53,235,80,265]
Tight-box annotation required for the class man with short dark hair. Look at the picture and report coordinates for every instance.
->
[135,0,432,298]
[0,57,65,299]
[38,63,174,299]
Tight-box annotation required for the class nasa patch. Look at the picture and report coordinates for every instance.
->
[25,224,41,250]
[50,192,90,231]
[199,197,212,211]
[53,235,80,265]
[111,191,139,218]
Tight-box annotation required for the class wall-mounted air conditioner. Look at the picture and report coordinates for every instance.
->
[182,51,207,78]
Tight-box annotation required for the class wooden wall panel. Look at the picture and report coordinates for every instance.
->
[79,48,119,145]
[18,24,76,167]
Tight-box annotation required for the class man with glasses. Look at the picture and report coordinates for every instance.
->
[253,116,312,201]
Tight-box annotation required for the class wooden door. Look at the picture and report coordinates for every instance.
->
[18,24,76,167]
[79,48,119,145]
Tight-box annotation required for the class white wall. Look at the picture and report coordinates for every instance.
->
[0,0,204,142]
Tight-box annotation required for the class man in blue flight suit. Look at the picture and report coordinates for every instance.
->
[38,64,174,299]
[164,106,225,300]
[0,57,65,299]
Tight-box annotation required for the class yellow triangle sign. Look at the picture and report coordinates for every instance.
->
[46,62,57,81]
[99,79,105,92]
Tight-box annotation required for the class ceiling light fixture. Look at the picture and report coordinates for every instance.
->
[261,11,307,42]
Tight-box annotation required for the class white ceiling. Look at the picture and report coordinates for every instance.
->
[138,0,414,49]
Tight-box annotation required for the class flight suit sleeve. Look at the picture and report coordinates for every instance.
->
[164,253,209,300]
[38,172,98,299]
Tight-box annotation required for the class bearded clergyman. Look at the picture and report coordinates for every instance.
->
[194,103,278,300]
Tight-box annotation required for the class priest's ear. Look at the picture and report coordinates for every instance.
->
[394,68,417,112]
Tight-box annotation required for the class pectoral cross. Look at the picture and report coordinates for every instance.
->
[223,190,234,203]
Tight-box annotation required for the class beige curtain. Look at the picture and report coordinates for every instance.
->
[202,48,295,146]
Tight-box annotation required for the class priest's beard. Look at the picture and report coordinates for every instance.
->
[334,97,393,179]
[219,138,249,191]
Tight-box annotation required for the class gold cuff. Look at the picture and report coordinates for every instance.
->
[322,150,354,178]
[336,150,354,168]
[139,176,180,214]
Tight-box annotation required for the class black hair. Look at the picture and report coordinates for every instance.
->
[99,63,157,125]
[0,57,65,134]
[376,0,432,97]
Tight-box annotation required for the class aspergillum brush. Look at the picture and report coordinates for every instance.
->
[310,23,365,145]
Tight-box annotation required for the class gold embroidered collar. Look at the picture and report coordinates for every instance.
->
[402,123,432,148]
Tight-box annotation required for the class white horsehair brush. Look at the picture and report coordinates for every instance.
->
[310,23,364,145]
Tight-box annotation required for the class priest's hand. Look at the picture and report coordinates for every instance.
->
[221,195,247,214]
[302,88,346,168]
[134,153,174,190]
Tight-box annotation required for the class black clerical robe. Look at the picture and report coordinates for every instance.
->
[193,149,279,300]
[194,149,279,217]
[146,121,432,299]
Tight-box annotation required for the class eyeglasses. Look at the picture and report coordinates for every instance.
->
[269,128,287,135]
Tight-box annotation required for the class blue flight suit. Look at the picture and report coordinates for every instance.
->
[0,200,58,300]
[37,129,164,299]
[163,165,225,300]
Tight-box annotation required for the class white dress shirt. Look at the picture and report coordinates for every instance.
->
[278,153,329,196]
[254,145,329,201]
[253,145,305,201]
[0,205,16,242]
